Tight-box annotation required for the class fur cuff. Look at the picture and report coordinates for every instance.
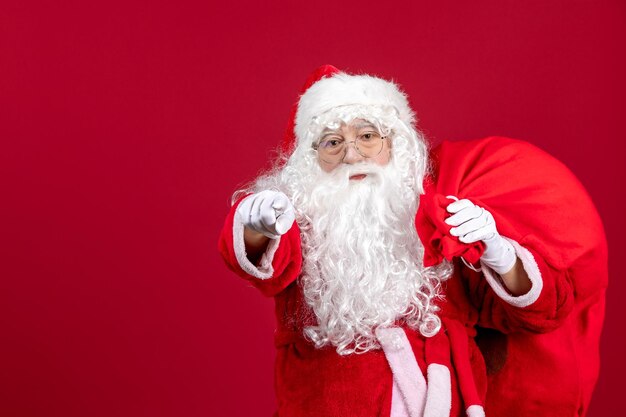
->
[232,211,281,279]
[481,237,543,308]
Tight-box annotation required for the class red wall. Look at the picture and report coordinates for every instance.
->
[1,1,624,416]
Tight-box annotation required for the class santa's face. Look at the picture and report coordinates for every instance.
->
[315,119,392,174]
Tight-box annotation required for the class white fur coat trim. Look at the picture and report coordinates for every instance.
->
[423,363,452,417]
[376,327,427,417]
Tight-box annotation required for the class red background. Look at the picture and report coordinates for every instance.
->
[1,1,624,416]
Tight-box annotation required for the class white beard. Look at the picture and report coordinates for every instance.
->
[247,109,452,355]
[297,161,445,355]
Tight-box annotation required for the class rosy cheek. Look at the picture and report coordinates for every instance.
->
[319,160,337,173]
[375,153,391,166]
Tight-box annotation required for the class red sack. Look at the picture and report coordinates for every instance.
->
[419,136,607,416]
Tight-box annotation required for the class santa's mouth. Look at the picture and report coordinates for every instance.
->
[349,174,367,181]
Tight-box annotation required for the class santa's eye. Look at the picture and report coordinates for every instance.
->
[319,137,343,149]
[360,132,380,141]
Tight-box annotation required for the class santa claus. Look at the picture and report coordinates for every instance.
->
[218,65,606,417]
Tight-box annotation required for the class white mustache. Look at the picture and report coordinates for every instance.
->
[326,163,386,182]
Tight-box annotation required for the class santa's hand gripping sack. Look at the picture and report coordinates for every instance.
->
[218,65,607,417]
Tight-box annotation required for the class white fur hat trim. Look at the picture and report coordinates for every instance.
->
[294,72,415,144]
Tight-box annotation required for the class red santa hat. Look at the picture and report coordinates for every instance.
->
[280,65,416,154]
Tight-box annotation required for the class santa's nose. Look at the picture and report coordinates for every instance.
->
[343,142,364,164]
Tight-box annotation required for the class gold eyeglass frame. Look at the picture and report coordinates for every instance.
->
[312,135,389,164]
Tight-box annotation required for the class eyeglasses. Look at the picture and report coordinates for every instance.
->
[312,131,388,164]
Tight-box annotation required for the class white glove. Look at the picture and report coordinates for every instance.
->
[445,197,516,275]
[236,190,296,239]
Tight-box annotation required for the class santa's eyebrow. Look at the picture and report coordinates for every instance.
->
[320,127,341,135]
[352,121,377,130]
[319,121,377,136]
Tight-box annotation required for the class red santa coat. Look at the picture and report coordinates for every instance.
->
[218,137,606,417]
